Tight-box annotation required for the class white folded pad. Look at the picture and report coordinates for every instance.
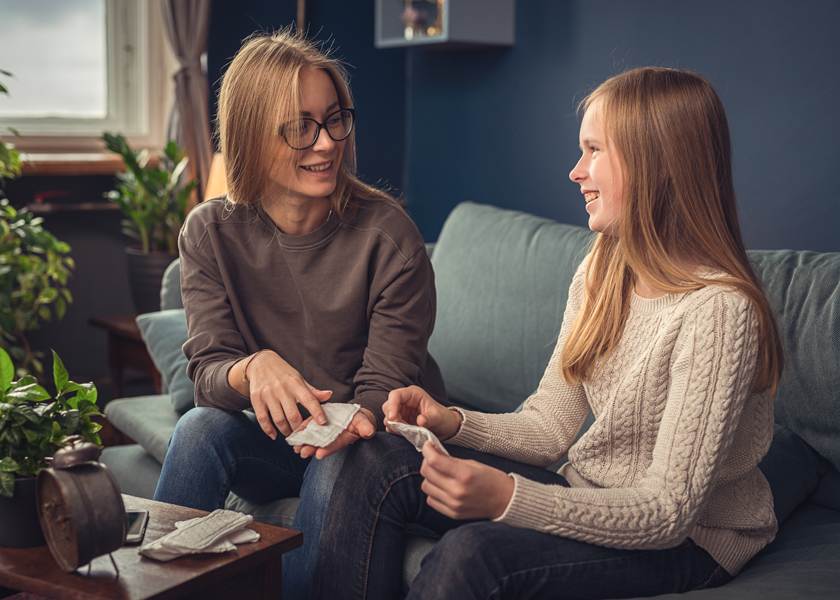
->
[139,509,260,561]
[385,420,450,456]
[285,403,361,448]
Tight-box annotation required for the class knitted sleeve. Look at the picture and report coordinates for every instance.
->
[494,290,760,550]
[448,259,591,467]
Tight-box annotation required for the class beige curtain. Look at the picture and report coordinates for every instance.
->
[161,0,213,207]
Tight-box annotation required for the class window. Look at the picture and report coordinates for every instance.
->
[0,0,174,156]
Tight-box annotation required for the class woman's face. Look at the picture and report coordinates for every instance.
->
[270,67,346,204]
[569,100,624,236]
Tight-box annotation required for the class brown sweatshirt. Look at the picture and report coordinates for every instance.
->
[178,197,445,429]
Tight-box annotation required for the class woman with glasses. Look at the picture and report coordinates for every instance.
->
[153,28,445,600]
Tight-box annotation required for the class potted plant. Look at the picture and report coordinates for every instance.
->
[0,347,102,547]
[1,71,75,380]
[103,133,197,314]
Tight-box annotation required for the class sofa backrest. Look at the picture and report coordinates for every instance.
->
[429,203,840,476]
[749,250,840,473]
[160,258,183,311]
[428,202,595,412]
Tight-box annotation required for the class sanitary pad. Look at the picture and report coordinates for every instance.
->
[285,403,361,448]
[386,420,450,456]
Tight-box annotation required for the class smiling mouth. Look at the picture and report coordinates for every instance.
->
[302,162,332,172]
[584,192,600,203]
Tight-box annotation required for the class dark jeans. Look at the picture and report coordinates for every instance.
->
[310,433,731,600]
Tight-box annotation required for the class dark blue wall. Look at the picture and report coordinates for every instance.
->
[208,0,840,252]
[403,0,840,251]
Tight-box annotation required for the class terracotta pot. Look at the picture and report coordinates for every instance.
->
[0,476,47,548]
[125,248,178,314]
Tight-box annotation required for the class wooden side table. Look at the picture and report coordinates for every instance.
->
[89,315,161,400]
[0,495,303,600]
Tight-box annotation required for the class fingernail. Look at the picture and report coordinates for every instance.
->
[317,416,327,425]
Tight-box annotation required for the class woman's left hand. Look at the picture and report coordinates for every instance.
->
[419,441,515,520]
[293,408,376,459]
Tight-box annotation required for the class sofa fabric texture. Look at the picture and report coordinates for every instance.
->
[101,202,840,597]
[136,308,193,413]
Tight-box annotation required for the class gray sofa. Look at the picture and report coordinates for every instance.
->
[102,201,840,597]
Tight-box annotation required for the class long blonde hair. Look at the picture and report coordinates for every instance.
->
[216,27,399,215]
[561,67,784,396]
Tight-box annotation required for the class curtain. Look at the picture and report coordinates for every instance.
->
[161,0,213,207]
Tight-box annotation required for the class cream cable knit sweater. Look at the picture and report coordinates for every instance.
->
[449,259,777,575]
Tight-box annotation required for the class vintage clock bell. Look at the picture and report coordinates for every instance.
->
[36,435,127,571]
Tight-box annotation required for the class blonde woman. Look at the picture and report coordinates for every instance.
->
[309,67,785,600]
[153,29,445,600]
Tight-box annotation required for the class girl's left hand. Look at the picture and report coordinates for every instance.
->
[293,408,376,459]
[419,441,515,520]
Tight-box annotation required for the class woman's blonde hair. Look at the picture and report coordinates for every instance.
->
[561,67,784,396]
[216,27,398,214]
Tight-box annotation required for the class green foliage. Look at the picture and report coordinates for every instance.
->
[0,347,102,498]
[103,133,197,254]
[0,198,74,378]
[0,70,22,183]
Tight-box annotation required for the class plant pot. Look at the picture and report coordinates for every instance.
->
[0,476,47,547]
[126,248,178,315]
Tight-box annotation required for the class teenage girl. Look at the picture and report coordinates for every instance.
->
[307,67,784,600]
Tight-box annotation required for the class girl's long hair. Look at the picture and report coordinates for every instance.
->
[561,67,784,396]
[216,27,399,216]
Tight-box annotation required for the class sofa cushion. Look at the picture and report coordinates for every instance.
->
[104,395,181,463]
[429,202,594,413]
[749,250,840,473]
[224,494,301,530]
[100,444,163,500]
[136,308,194,414]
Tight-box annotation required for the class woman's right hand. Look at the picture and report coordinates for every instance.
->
[234,350,331,439]
[383,385,462,441]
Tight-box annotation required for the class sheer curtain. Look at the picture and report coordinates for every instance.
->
[161,0,213,207]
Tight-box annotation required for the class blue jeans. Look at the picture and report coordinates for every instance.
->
[153,406,346,600]
[310,433,732,600]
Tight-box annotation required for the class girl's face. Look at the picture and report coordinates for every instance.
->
[569,101,624,236]
[270,67,346,204]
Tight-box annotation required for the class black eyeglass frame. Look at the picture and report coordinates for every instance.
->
[280,108,356,150]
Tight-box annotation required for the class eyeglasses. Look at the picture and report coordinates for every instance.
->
[280,108,355,150]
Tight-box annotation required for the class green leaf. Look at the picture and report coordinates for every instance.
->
[52,349,69,394]
[0,471,14,498]
[0,348,13,393]
[0,456,19,473]
[6,383,51,403]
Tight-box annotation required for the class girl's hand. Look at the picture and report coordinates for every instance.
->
[419,441,515,520]
[293,408,377,459]
[383,385,461,441]
[233,350,331,439]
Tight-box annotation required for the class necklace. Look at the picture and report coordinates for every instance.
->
[281,206,332,227]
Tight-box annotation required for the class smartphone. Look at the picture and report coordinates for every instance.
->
[126,509,149,544]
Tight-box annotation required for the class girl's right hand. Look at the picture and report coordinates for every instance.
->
[235,350,331,440]
[383,385,462,441]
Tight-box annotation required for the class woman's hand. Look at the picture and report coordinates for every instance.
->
[419,441,515,521]
[231,350,331,439]
[383,385,462,441]
[293,408,376,459]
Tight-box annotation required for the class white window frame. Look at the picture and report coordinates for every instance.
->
[0,0,176,156]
